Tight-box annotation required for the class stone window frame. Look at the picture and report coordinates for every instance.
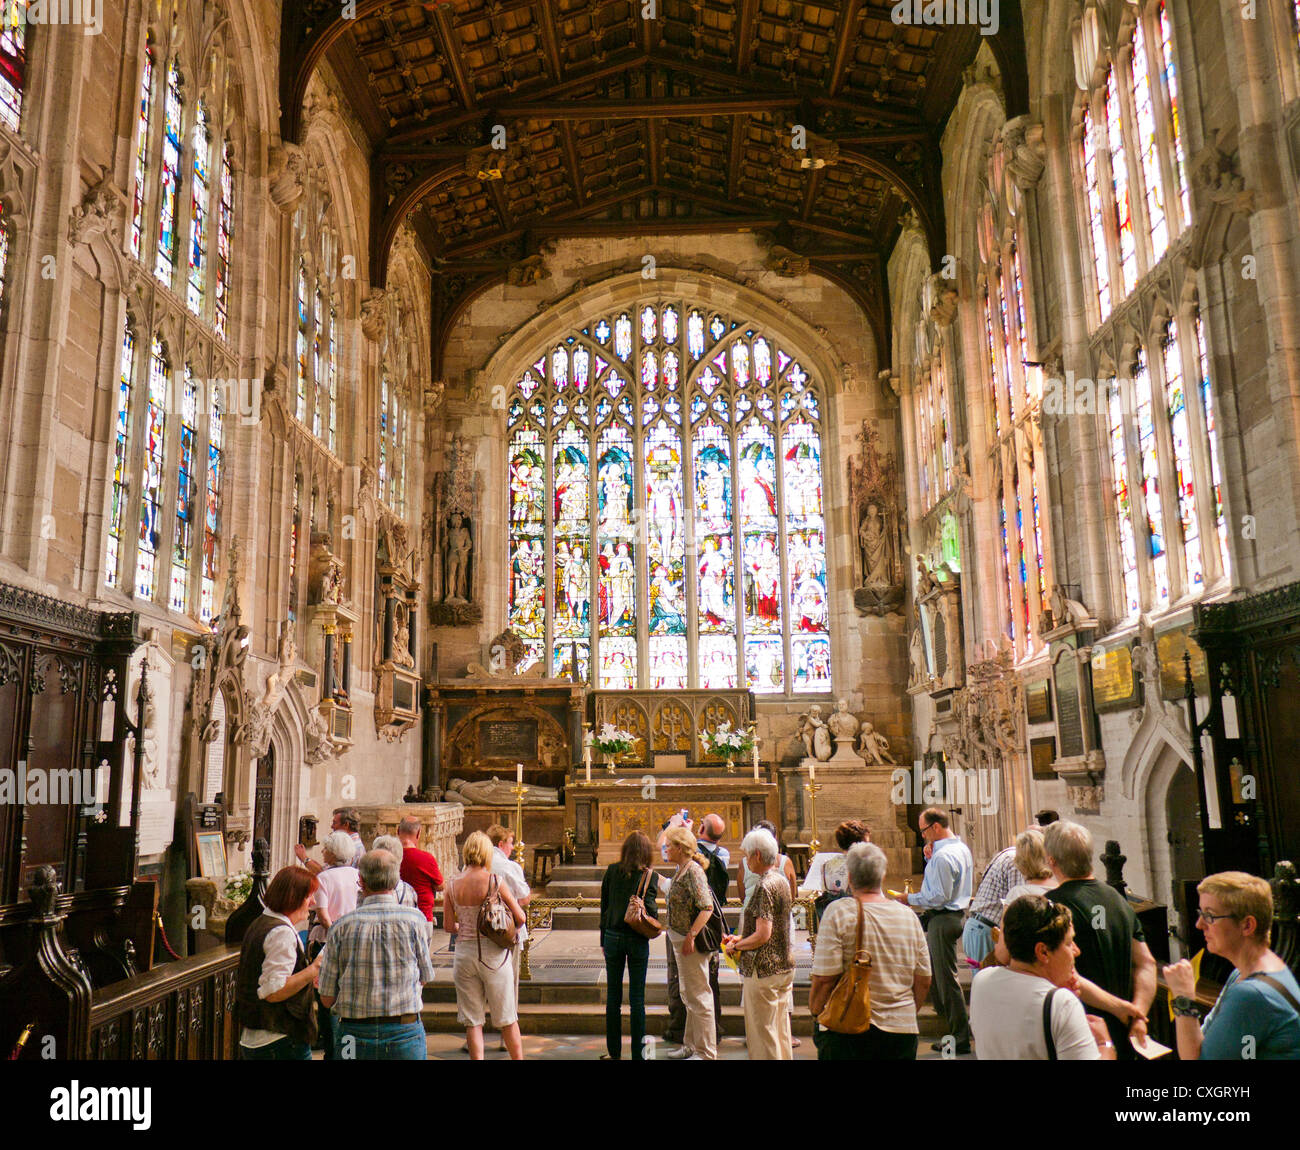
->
[1069,1,1232,625]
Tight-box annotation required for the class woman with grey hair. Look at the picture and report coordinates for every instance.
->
[372,834,420,909]
[723,827,795,1059]
[307,830,361,1060]
[808,842,932,1060]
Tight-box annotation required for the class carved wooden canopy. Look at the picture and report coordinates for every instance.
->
[281,1,1028,366]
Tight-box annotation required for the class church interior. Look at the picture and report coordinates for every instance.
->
[1,0,1299,1066]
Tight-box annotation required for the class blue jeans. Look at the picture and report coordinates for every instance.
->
[336,1019,427,1060]
[240,1036,312,1060]
[961,916,994,965]
[603,928,650,1060]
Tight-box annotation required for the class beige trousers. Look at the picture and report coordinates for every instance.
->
[677,946,717,1059]
[742,970,795,1060]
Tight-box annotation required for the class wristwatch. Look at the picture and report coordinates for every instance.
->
[1171,995,1201,1018]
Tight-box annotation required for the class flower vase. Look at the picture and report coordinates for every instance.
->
[724,757,735,775]
[603,753,616,776]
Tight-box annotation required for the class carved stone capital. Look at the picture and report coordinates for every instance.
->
[268,142,307,215]
[423,380,447,417]
[361,289,389,343]
[1193,129,1254,214]
[926,272,959,325]
[68,179,122,248]
[1000,115,1046,191]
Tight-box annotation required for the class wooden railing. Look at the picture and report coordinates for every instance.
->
[86,946,241,1060]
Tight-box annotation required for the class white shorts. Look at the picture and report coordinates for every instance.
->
[453,944,518,1029]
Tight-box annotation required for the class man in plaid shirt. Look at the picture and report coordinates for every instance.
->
[319,849,435,1060]
[962,811,1059,965]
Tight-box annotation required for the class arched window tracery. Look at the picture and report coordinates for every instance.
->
[506,302,830,695]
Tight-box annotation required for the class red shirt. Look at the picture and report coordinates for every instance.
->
[400,845,444,921]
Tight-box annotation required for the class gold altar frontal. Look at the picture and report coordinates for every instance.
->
[567,776,776,864]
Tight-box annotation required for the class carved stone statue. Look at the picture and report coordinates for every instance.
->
[916,557,937,597]
[442,776,559,806]
[909,621,928,689]
[858,502,892,588]
[442,512,473,603]
[797,705,833,762]
[858,721,897,766]
[392,602,415,669]
[1049,585,1092,630]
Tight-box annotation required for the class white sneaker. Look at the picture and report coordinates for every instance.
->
[662,1044,694,1060]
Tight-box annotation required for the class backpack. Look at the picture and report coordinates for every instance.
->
[697,842,729,905]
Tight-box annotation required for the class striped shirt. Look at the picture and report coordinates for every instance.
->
[318,893,435,1019]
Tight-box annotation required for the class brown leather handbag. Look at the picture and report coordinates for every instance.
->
[624,868,662,939]
[816,898,872,1034]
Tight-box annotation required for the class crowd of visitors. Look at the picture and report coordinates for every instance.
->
[233,802,1298,1062]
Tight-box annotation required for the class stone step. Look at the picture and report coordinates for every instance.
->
[423,979,798,1007]
[547,906,746,929]
[419,1000,948,1039]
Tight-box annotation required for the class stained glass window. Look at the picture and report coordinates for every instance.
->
[214,141,233,339]
[1107,381,1141,617]
[169,365,199,611]
[313,288,325,438]
[327,302,337,453]
[154,57,183,285]
[200,382,223,625]
[1161,320,1202,589]
[508,301,829,694]
[1131,20,1168,262]
[1133,348,1170,608]
[1158,0,1191,227]
[1195,314,1230,577]
[187,102,210,314]
[136,338,170,600]
[296,259,308,422]
[106,321,135,588]
[1081,104,1112,321]
[0,200,8,322]
[378,372,389,504]
[0,1,27,133]
[130,41,154,259]
[998,490,1015,641]
[288,474,301,623]
[1105,67,1138,299]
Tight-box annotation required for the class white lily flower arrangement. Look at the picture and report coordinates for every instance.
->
[592,723,637,755]
[703,722,754,758]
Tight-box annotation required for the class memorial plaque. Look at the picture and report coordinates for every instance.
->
[1031,737,1057,780]
[1091,645,1137,711]
[1156,627,1209,701]
[1053,654,1085,759]
[478,719,538,760]
[1025,679,1053,724]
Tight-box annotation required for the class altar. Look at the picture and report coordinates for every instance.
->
[567,776,775,864]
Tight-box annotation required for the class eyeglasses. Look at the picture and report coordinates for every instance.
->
[1197,909,1238,925]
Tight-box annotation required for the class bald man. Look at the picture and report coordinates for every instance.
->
[656,811,730,1052]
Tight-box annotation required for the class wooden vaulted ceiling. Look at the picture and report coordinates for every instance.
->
[281,1,1027,362]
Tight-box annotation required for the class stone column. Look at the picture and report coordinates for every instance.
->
[340,627,353,700]
[322,623,335,699]
[423,693,444,794]
[382,594,396,662]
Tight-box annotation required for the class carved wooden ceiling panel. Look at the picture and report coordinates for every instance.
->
[283,0,1028,361]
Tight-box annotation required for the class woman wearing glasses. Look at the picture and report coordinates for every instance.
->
[1163,871,1300,1060]
[970,895,1116,1059]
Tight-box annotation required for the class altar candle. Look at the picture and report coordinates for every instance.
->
[808,762,816,783]
[752,740,760,781]
[516,762,523,785]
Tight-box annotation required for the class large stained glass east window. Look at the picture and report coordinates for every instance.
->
[507,304,830,694]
